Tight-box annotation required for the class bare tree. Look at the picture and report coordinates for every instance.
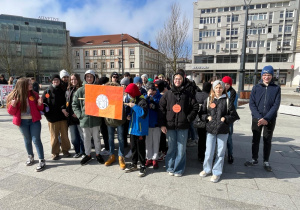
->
[61,32,73,74]
[156,3,190,74]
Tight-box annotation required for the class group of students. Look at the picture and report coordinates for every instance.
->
[6,65,280,183]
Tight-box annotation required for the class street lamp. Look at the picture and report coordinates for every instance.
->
[253,23,263,85]
[121,33,124,76]
[238,0,252,94]
[118,57,122,74]
[31,37,41,83]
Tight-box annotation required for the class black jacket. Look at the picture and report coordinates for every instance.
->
[184,79,201,95]
[42,85,66,123]
[201,95,239,134]
[227,86,237,109]
[64,87,80,126]
[159,85,198,130]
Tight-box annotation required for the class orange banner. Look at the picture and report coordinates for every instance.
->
[85,84,123,120]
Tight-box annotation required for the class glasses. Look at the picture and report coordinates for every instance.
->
[112,76,119,79]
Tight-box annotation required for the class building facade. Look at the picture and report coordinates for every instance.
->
[71,34,165,79]
[186,0,300,86]
[0,14,68,83]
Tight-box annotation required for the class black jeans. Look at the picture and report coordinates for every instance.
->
[197,127,207,161]
[100,122,109,150]
[159,132,167,153]
[123,120,129,148]
[251,118,276,162]
[130,135,146,166]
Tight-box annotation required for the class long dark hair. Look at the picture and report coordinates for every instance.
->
[67,73,82,89]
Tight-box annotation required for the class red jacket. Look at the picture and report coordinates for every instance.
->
[7,91,44,126]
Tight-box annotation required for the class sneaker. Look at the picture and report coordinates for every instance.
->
[105,154,116,166]
[145,159,153,167]
[263,162,272,172]
[125,150,132,159]
[73,153,82,158]
[139,166,146,177]
[168,172,174,176]
[174,173,182,177]
[157,152,166,162]
[119,156,126,170]
[52,154,60,160]
[199,170,209,177]
[244,159,258,167]
[80,155,92,165]
[100,148,110,156]
[36,159,46,172]
[228,155,234,164]
[96,154,105,164]
[125,163,138,173]
[187,140,197,147]
[153,160,159,169]
[210,175,220,183]
[63,152,71,157]
[26,155,34,166]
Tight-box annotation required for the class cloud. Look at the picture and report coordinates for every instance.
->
[0,0,195,49]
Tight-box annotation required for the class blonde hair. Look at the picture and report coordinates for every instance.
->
[208,84,227,107]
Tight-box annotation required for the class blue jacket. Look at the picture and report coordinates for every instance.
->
[128,95,149,136]
[146,91,162,128]
[249,81,281,122]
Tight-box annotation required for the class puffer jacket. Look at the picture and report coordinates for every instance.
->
[249,81,281,122]
[72,84,102,128]
[201,95,239,134]
[159,85,198,130]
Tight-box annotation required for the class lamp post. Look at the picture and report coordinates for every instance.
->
[118,57,122,74]
[31,37,41,83]
[238,0,252,94]
[253,23,263,85]
[121,33,124,76]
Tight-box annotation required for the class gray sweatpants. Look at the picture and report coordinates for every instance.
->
[146,127,161,160]
[82,126,101,156]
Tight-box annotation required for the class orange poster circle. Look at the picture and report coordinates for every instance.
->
[210,103,216,109]
[172,104,181,113]
[45,93,50,98]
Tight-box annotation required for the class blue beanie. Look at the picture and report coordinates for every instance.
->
[261,65,274,77]
[133,76,142,84]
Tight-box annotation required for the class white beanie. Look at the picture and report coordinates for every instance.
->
[212,80,225,90]
[60,69,69,79]
[141,74,148,79]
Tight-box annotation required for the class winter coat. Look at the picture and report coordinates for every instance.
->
[184,79,201,95]
[201,95,239,134]
[249,81,281,122]
[64,87,80,126]
[146,90,162,128]
[7,91,44,126]
[159,85,198,130]
[72,84,102,128]
[227,86,238,109]
[42,84,66,123]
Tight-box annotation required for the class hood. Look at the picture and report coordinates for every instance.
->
[125,83,141,98]
[84,69,96,84]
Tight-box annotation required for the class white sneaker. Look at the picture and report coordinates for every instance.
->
[125,150,132,159]
[199,170,209,177]
[26,155,34,166]
[100,148,110,156]
[210,175,220,183]
[36,159,46,172]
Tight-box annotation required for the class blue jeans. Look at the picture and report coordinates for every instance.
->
[203,133,228,176]
[107,125,124,157]
[68,124,85,154]
[165,129,188,175]
[19,119,44,159]
[227,123,233,156]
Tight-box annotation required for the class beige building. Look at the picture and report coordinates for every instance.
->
[186,0,300,86]
[71,34,165,79]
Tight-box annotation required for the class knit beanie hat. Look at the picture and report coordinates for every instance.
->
[51,74,61,81]
[125,83,141,98]
[154,80,165,92]
[141,74,148,79]
[120,77,130,86]
[212,80,225,90]
[148,78,153,82]
[59,69,69,79]
[222,76,233,86]
[261,65,274,77]
[133,76,142,84]
[202,82,212,93]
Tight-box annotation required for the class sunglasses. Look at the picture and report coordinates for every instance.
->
[112,76,119,79]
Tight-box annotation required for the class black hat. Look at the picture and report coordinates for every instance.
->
[154,80,166,92]
[202,82,212,93]
[51,74,60,81]
[124,72,130,77]
[98,76,109,85]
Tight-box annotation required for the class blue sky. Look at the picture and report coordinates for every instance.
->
[0,0,196,49]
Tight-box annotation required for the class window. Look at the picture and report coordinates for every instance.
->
[130,62,134,68]
[266,54,289,62]
[218,7,224,12]
[200,17,216,24]
[248,13,267,21]
[227,15,239,22]
[280,10,293,18]
[268,26,272,33]
[279,25,293,33]
[14,25,19,30]
[85,51,89,56]
[110,50,114,56]
[217,29,221,36]
[93,50,97,56]
[101,50,105,56]
[247,40,265,48]
[110,62,114,68]
[101,62,106,69]
[269,12,273,24]
[194,56,214,63]
[272,1,290,8]
[224,7,229,12]
[94,62,97,69]
[199,30,215,40]
[245,54,263,63]
[216,55,238,63]
[36,27,41,32]
[267,41,271,51]
[225,41,238,49]
[76,63,80,69]
[218,16,221,23]
[85,62,90,69]
[198,43,215,49]
[130,49,134,55]
[226,28,238,36]
[283,39,291,46]
[247,28,266,35]
[75,51,79,56]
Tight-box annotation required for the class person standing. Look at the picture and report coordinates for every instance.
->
[0,74,8,84]
[60,69,70,92]
[245,65,281,172]
[141,74,148,89]
[159,72,198,177]
[7,78,46,171]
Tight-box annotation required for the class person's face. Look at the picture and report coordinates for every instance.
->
[112,75,119,82]
[70,75,78,86]
[148,89,156,96]
[135,82,142,89]
[28,80,33,91]
[62,76,69,83]
[85,74,94,84]
[52,78,60,86]
[0,77,3,81]
[224,83,230,91]
[174,75,183,87]
[158,76,164,80]
[214,84,223,97]
[262,73,272,84]
[142,77,147,83]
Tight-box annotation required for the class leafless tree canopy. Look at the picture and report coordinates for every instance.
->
[156,3,190,74]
